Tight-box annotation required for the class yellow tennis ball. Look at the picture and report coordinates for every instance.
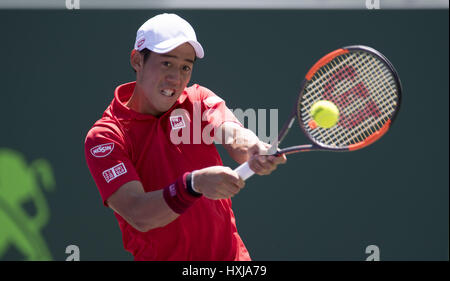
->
[310,100,340,128]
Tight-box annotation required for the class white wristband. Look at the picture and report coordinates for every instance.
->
[191,170,201,194]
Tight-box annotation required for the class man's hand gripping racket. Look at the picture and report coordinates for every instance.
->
[235,45,402,180]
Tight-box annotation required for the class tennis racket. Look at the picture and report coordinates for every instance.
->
[235,45,402,180]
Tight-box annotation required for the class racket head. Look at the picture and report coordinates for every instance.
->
[296,45,402,151]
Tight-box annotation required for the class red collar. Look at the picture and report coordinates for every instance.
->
[111,81,188,121]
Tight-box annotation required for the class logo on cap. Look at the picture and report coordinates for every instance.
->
[170,115,186,130]
[90,143,114,158]
[137,38,146,48]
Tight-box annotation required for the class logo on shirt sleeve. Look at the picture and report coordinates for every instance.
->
[102,162,127,183]
[170,115,186,130]
[90,143,114,158]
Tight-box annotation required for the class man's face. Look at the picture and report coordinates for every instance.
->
[135,42,196,116]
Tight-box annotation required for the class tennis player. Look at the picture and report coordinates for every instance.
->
[84,13,286,261]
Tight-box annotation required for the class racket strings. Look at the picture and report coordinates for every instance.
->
[300,51,399,148]
[314,54,396,145]
[327,55,395,143]
[315,66,393,145]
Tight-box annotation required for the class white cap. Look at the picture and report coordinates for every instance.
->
[134,13,204,59]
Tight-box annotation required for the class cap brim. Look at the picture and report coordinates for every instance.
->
[187,40,204,59]
[150,38,204,59]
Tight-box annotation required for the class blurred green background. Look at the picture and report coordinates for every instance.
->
[0,10,448,261]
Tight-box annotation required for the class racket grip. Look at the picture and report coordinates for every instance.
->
[234,162,255,181]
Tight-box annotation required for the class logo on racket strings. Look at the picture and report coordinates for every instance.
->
[322,65,381,129]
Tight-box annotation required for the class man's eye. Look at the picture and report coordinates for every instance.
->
[162,62,171,67]
[183,65,191,72]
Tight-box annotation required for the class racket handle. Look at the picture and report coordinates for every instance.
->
[234,162,255,181]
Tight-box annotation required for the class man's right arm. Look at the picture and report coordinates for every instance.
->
[85,125,246,233]
[106,166,245,233]
[106,180,179,232]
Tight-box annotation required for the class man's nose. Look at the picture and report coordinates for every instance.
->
[166,69,181,84]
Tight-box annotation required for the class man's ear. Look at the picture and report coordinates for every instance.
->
[130,49,143,72]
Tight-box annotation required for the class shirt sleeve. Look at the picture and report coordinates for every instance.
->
[197,85,243,129]
[84,124,141,206]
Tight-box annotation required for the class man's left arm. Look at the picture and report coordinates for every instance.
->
[217,122,287,176]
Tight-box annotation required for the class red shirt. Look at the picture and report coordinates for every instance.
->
[84,82,251,261]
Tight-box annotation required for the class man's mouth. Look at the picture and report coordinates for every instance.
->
[161,89,175,97]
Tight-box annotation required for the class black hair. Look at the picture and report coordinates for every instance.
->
[141,48,152,63]
[132,48,152,73]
